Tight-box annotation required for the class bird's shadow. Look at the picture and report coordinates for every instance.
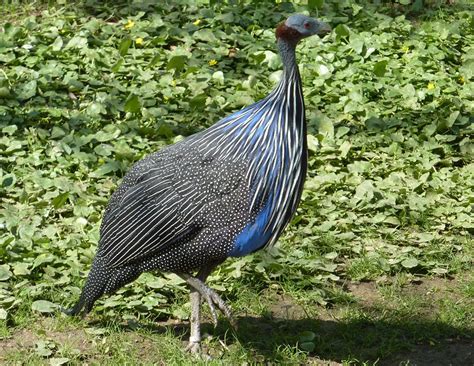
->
[218,315,473,364]
[90,310,473,364]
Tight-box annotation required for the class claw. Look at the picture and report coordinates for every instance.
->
[202,293,219,326]
[208,290,233,323]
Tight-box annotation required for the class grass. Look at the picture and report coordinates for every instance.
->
[1,0,473,364]
[1,275,472,365]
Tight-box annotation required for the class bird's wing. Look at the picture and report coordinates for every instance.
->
[96,146,250,268]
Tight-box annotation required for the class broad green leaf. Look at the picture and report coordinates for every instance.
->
[401,258,419,268]
[446,111,459,128]
[124,94,141,113]
[87,102,107,116]
[299,331,316,342]
[352,180,374,204]
[50,358,70,366]
[91,162,120,177]
[190,93,207,110]
[111,58,124,72]
[2,175,15,188]
[0,265,12,281]
[300,341,315,352]
[335,24,350,38]
[52,192,69,209]
[307,134,319,152]
[308,0,324,9]
[2,125,17,135]
[13,262,31,276]
[51,36,63,51]
[167,55,187,71]
[119,38,132,56]
[193,29,217,42]
[146,278,165,289]
[51,126,66,139]
[32,300,58,313]
[16,80,37,100]
[33,254,55,269]
[34,341,54,357]
[65,36,88,49]
[316,116,334,138]
[339,140,351,158]
[0,86,10,97]
[373,60,388,77]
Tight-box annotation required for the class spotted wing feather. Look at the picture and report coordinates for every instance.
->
[97,144,251,268]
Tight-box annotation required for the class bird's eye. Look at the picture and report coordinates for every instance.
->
[304,22,311,29]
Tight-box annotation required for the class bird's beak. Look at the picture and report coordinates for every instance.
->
[317,21,331,36]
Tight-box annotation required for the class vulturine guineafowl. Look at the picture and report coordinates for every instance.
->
[65,14,331,352]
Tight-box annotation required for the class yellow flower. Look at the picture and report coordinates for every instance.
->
[124,19,135,30]
[135,37,144,45]
[427,82,435,90]
[401,45,409,53]
[193,19,201,26]
[209,59,218,66]
[459,75,465,84]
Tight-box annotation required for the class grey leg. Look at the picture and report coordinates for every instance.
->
[186,287,201,353]
[182,266,223,353]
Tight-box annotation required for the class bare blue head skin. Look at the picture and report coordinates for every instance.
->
[284,14,331,38]
[275,14,331,74]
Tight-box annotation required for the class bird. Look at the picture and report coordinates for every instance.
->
[65,14,331,352]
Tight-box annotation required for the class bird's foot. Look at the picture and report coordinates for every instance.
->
[180,274,235,328]
[186,337,201,354]
[202,285,232,327]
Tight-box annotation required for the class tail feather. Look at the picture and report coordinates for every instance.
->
[64,258,108,317]
[64,257,141,317]
[62,294,87,316]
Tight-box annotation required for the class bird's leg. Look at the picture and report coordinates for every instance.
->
[186,287,201,353]
[181,266,236,353]
[196,265,221,326]
[183,266,216,353]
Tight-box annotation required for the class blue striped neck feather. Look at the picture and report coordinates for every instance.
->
[187,37,307,256]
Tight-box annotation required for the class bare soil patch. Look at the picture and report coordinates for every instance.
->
[381,341,474,366]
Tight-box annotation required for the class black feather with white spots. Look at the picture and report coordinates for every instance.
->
[67,142,263,315]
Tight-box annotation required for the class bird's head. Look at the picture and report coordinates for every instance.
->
[276,14,331,43]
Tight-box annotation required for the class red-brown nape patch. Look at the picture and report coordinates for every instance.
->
[275,22,303,41]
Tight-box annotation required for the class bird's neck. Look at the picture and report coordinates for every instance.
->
[275,38,305,139]
[277,39,299,81]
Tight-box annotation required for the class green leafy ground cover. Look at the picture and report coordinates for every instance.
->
[0,0,473,364]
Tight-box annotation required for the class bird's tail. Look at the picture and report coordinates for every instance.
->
[63,257,141,317]
[63,257,108,317]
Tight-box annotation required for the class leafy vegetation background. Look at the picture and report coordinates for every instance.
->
[0,0,473,364]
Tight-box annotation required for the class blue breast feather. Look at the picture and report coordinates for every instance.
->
[223,99,283,257]
[229,201,273,257]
